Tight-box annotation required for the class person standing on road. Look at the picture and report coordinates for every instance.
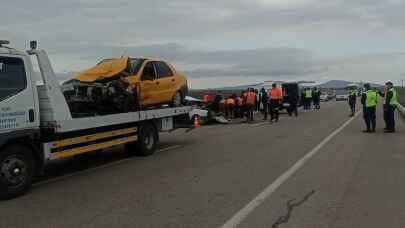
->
[212,93,222,113]
[269,83,283,123]
[379,81,398,133]
[348,89,357,117]
[361,83,377,133]
[226,96,235,119]
[301,89,307,110]
[236,95,244,118]
[312,87,321,109]
[254,89,260,112]
[305,88,313,110]
[261,88,269,120]
[246,88,256,123]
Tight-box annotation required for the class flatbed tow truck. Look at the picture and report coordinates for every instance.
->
[0,41,194,199]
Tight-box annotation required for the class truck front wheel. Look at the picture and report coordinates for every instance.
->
[125,123,158,156]
[0,145,35,200]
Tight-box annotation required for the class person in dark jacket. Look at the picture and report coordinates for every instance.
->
[261,87,269,120]
[348,90,357,117]
[212,93,223,113]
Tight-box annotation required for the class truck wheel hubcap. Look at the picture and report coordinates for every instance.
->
[144,131,154,150]
[1,156,27,187]
[174,93,182,106]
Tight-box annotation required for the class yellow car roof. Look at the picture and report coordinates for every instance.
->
[71,57,129,82]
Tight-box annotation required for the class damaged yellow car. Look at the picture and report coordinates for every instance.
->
[62,57,188,116]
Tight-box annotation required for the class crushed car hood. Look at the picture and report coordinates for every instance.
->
[70,57,129,82]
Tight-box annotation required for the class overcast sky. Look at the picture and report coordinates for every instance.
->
[2,0,405,88]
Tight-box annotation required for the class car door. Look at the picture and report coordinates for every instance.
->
[139,61,158,106]
[154,61,176,103]
[0,55,38,134]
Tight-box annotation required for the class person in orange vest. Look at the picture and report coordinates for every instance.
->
[226,96,236,119]
[269,83,283,122]
[245,88,256,123]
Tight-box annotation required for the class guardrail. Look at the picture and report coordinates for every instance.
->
[398,103,405,118]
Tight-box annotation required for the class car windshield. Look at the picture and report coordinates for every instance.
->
[335,90,348,95]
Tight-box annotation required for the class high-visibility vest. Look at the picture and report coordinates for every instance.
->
[305,90,312,98]
[246,92,256,105]
[270,88,283,100]
[365,90,378,107]
[227,98,235,105]
[384,88,398,106]
[351,90,357,96]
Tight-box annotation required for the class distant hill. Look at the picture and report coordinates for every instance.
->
[318,80,382,89]
[212,83,263,91]
[211,80,382,90]
[318,80,352,89]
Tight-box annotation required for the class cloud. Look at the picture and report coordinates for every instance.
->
[2,0,405,88]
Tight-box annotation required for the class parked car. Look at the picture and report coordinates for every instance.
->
[320,93,329,102]
[335,90,349,101]
[63,57,188,115]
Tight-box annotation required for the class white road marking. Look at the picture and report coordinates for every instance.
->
[220,111,361,228]
[34,145,183,187]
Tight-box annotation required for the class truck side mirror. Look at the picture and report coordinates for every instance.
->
[30,40,37,50]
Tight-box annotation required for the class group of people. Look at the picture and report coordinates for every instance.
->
[302,87,321,110]
[360,82,398,133]
[204,83,298,123]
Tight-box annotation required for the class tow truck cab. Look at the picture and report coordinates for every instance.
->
[0,41,193,199]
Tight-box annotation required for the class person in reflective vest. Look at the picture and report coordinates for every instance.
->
[226,96,236,119]
[312,87,321,109]
[244,88,256,122]
[379,81,398,133]
[361,83,377,133]
[304,88,313,110]
[348,90,357,117]
[269,83,283,122]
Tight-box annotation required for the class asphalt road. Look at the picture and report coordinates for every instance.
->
[0,101,404,228]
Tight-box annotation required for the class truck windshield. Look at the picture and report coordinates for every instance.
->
[0,57,27,102]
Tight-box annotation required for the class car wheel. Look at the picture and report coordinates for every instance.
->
[171,91,183,107]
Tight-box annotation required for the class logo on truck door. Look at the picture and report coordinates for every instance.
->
[0,110,26,130]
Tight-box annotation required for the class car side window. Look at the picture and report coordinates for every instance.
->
[155,61,174,78]
[0,57,27,102]
[141,62,156,81]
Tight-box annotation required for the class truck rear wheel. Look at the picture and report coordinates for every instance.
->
[125,123,158,156]
[170,91,183,107]
[0,145,35,200]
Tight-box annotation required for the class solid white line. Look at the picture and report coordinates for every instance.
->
[220,111,361,228]
[34,145,182,187]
